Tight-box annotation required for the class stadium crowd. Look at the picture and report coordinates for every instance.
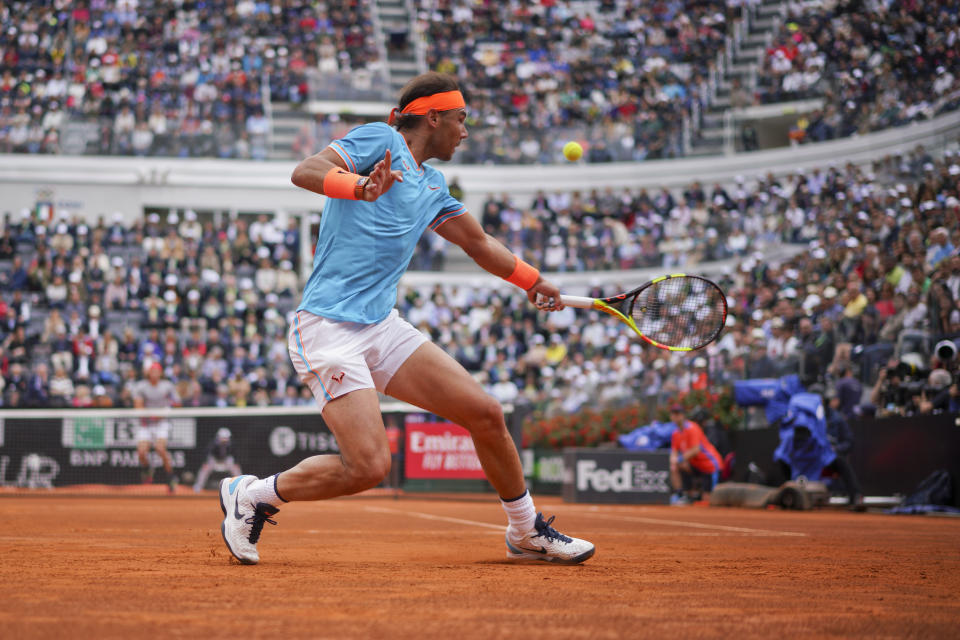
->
[0,0,378,158]
[762,0,960,144]
[417,0,728,163]
[4,0,958,164]
[1,141,958,421]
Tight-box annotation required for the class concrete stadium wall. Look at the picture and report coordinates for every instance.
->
[1,110,958,225]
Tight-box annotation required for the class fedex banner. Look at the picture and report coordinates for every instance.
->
[404,421,486,479]
[563,449,671,504]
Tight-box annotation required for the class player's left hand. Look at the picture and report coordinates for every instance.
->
[530,278,564,312]
[361,149,404,202]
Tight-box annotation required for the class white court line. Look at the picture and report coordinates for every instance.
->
[365,506,506,532]
[364,505,805,537]
[557,506,807,537]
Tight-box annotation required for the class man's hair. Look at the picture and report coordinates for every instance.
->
[394,72,461,131]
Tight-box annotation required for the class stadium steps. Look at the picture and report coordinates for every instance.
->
[374,0,424,94]
[688,0,789,156]
[685,143,726,158]
[701,112,725,130]
[269,102,312,160]
[732,47,766,67]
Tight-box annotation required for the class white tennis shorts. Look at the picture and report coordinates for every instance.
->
[288,309,427,410]
[136,419,171,443]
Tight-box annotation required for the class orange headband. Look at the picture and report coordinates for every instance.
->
[387,90,465,125]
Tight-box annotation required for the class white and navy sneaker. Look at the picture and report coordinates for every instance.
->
[219,475,279,565]
[505,513,595,565]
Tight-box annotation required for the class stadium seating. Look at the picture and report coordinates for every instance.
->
[3,1,957,162]
[756,2,960,144]
[2,141,958,419]
[1,0,958,426]
[0,0,378,158]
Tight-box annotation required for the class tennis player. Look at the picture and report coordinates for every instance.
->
[133,361,180,492]
[218,72,594,566]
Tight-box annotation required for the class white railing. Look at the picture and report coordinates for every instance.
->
[2,110,958,223]
[369,0,393,82]
[723,110,736,156]
[261,70,273,155]
[405,0,428,74]
[709,52,723,104]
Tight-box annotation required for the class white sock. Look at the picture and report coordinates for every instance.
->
[244,474,287,508]
[501,490,536,535]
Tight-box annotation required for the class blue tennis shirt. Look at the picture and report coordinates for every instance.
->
[298,122,467,324]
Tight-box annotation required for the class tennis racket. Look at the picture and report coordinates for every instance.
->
[549,274,727,351]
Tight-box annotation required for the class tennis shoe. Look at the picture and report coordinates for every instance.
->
[505,513,595,565]
[670,492,692,506]
[219,475,279,565]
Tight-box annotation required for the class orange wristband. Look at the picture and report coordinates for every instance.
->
[323,167,369,200]
[505,255,540,290]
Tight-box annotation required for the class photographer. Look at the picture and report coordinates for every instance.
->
[929,378,960,414]
[915,341,960,415]
[869,356,929,417]
[918,369,960,415]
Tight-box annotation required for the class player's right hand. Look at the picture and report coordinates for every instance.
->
[361,149,404,202]
[530,279,564,312]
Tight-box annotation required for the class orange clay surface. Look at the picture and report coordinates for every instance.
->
[2,491,959,639]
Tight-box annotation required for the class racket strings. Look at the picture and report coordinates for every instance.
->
[630,277,726,349]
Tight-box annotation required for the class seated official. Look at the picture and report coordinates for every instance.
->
[669,404,723,504]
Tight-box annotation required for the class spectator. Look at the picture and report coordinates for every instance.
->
[47,364,73,408]
[833,364,863,420]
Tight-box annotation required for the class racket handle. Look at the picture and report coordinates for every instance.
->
[559,295,595,309]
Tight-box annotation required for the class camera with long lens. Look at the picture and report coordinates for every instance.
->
[935,339,957,363]
[881,359,930,409]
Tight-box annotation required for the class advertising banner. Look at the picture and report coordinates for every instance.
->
[404,421,485,480]
[0,413,340,488]
[563,448,671,504]
[209,413,339,479]
[63,416,197,449]
[0,418,63,489]
[522,448,565,495]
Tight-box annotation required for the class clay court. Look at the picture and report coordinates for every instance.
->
[2,493,958,639]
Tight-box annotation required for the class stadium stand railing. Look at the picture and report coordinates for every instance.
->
[3,108,958,223]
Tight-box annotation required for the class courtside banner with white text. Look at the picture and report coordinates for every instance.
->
[562,449,672,504]
[404,420,486,480]
[0,411,341,488]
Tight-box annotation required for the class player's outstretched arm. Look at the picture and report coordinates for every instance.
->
[291,148,402,202]
[435,213,563,311]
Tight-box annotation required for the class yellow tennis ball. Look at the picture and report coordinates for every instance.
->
[563,141,583,161]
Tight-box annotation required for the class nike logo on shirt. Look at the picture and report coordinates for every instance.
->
[427,185,440,190]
